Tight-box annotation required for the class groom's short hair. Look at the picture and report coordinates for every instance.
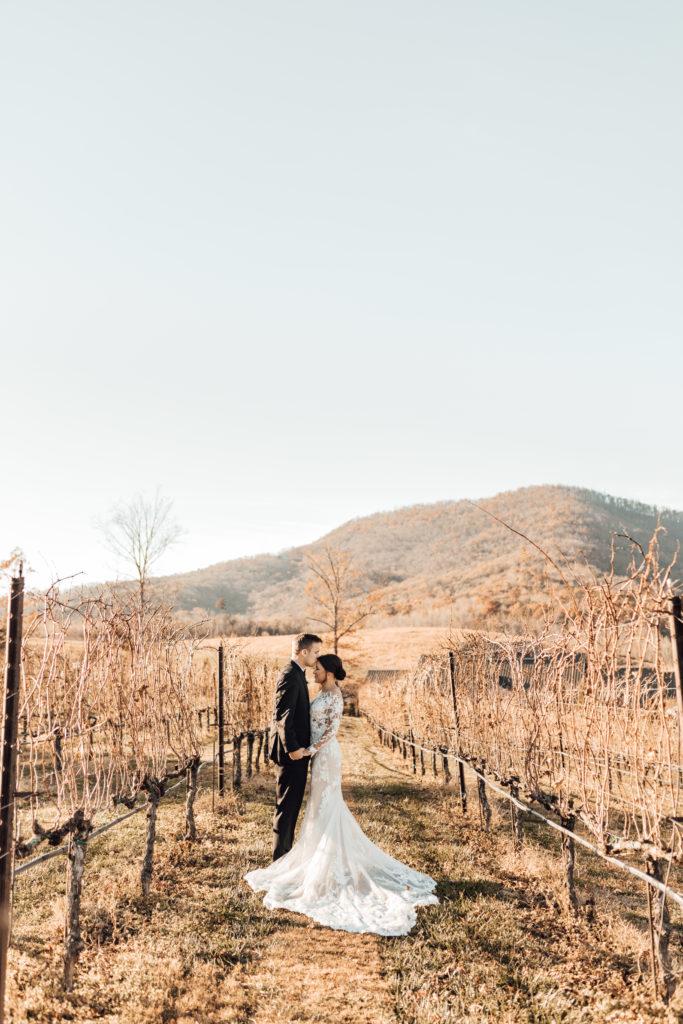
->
[293,632,322,653]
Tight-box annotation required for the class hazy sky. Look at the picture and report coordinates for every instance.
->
[2,1,681,589]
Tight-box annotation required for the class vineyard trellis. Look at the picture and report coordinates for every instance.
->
[3,527,683,1013]
[0,574,280,1012]
[361,530,683,1002]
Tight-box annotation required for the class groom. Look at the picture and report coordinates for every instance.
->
[269,632,322,861]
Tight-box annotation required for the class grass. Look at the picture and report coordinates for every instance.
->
[8,774,272,1023]
[7,718,683,1023]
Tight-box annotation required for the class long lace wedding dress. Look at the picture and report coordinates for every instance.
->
[243,689,439,936]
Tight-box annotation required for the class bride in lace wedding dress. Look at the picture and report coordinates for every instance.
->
[243,653,439,936]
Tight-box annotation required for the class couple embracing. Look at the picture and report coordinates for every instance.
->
[243,633,439,936]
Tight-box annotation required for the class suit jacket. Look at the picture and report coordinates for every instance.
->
[268,658,311,767]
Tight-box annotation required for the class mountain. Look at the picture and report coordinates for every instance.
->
[129,485,683,633]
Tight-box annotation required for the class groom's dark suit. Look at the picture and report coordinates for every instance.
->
[269,658,311,860]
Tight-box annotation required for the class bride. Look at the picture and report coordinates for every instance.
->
[243,653,439,935]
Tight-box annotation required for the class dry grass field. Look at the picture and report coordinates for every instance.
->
[238,626,451,707]
[8,715,683,1024]
[218,625,451,717]
[238,625,449,669]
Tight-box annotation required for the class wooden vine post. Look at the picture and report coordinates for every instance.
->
[560,809,578,911]
[217,644,225,797]
[246,731,254,777]
[233,734,243,789]
[0,569,24,1024]
[447,651,468,814]
[477,775,492,831]
[141,778,163,898]
[408,729,417,773]
[670,594,683,764]
[211,737,216,812]
[440,746,451,784]
[645,855,675,1000]
[63,811,93,991]
[509,777,523,849]
[184,754,201,841]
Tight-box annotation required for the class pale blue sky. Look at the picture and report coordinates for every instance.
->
[2,1,681,589]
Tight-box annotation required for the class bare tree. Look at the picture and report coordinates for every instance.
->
[304,544,378,654]
[95,488,184,606]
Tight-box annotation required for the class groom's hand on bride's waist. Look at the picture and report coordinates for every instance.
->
[288,747,309,760]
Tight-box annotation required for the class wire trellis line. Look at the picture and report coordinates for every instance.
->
[363,712,683,910]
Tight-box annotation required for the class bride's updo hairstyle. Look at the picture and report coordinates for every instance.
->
[317,654,346,682]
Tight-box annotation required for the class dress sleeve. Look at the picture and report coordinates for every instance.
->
[309,694,343,755]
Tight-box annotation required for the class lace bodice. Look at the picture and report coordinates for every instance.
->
[308,689,344,754]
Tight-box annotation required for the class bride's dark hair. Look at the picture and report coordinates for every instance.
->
[317,653,346,681]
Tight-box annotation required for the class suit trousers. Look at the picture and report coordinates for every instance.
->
[272,757,309,860]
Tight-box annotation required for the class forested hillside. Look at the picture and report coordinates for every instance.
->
[73,485,683,632]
